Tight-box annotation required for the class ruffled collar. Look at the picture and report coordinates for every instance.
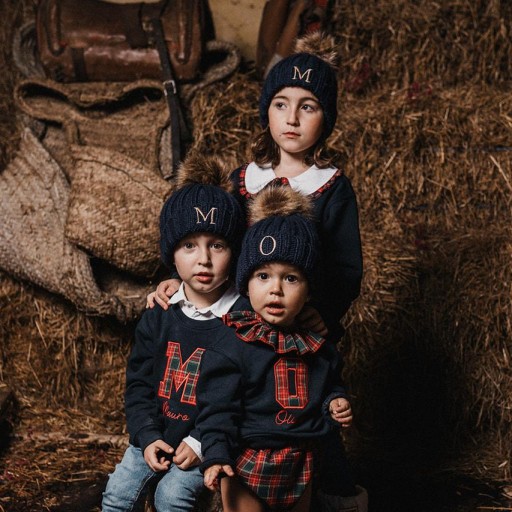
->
[224,311,325,355]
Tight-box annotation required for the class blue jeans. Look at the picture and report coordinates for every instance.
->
[102,444,205,512]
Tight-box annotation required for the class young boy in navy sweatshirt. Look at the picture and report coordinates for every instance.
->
[102,155,247,512]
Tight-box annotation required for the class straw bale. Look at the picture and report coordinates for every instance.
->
[335,85,512,162]
[0,272,130,416]
[0,269,134,509]
[332,86,512,222]
[416,224,512,480]
[341,204,511,483]
[352,150,512,227]
[330,0,512,91]
[187,71,260,165]
[341,211,421,442]
[343,212,418,352]
[1,0,512,507]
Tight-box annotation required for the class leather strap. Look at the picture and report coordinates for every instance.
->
[70,47,87,81]
[148,14,191,173]
[122,2,163,48]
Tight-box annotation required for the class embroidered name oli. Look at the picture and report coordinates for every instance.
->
[292,66,313,83]
[194,206,217,225]
[158,341,205,405]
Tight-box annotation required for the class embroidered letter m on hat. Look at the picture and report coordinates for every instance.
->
[292,66,313,83]
[195,206,217,225]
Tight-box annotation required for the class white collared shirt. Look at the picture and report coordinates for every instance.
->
[244,161,338,196]
[169,282,239,320]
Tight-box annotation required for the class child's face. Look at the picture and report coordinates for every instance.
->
[268,86,324,160]
[247,262,308,327]
[173,233,232,308]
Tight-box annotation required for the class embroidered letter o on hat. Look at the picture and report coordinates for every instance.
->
[259,235,277,256]
[159,155,245,269]
[236,186,319,295]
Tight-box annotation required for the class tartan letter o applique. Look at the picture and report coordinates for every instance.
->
[274,358,309,409]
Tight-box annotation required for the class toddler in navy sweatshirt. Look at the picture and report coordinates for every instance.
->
[196,186,353,512]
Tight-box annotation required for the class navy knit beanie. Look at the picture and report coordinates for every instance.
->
[159,158,245,269]
[259,51,338,140]
[236,187,319,294]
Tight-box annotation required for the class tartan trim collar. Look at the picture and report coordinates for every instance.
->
[243,162,341,197]
[237,163,343,200]
[224,311,325,355]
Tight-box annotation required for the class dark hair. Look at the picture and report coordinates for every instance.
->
[250,126,341,169]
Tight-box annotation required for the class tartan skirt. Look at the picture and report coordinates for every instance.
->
[236,446,314,510]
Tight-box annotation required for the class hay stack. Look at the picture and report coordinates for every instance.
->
[1,0,512,509]
[336,85,512,483]
[188,71,260,163]
[343,217,512,483]
[0,274,129,420]
[340,90,512,456]
[334,85,512,217]
[330,0,512,91]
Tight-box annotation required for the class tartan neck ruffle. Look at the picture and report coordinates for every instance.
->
[224,311,325,355]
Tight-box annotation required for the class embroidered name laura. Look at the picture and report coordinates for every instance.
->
[162,402,191,422]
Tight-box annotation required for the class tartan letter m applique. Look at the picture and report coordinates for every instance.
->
[158,341,205,405]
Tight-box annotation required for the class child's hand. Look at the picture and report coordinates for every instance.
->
[143,439,174,472]
[297,305,328,336]
[329,397,353,428]
[204,464,234,491]
[146,278,181,310]
[173,440,200,470]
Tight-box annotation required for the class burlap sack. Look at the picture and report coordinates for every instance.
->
[13,20,241,182]
[14,77,172,178]
[65,145,172,278]
[0,129,149,322]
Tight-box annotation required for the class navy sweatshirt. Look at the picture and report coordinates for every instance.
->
[232,164,363,340]
[196,327,348,470]
[125,296,250,453]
